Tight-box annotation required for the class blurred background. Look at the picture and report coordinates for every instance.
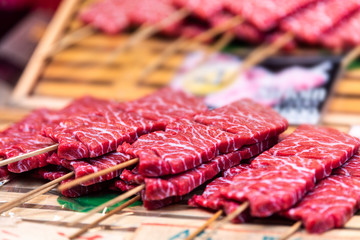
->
[1,0,360,134]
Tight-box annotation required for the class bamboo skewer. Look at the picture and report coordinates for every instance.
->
[69,194,141,240]
[278,221,302,240]
[48,6,190,59]
[137,16,243,82]
[58,158,139,191]
[0,171,74,213]
[187,201,250,240]
[185,210,223,240]
[235,31,294,77]
[106,8,191,63]
[68,184,145,227]
[47,25,96,57]
[0,144,59,167]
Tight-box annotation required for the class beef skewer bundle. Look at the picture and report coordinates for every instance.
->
[51,0,190,57]
[188,125,360,239]
[239,0,360,75]
[0,96,113,173]
[281,151,360,235]
[0,88,208,213]
[65,99,288,238]
[0,88,207,166]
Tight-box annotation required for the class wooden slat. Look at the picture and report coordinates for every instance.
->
[336,79,360,96]
[41,64,176,84]
[10,0,82,103]
[34,81,157,100]
[51,48,185,68]
[345,69,360,79]
[328,97,360,113]
[323,112,360,125]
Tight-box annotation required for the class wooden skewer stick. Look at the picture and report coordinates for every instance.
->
[105,8,191,63]
[69,194,141,240]
[47,25,95,57]
[0,144,59,167]
[138,16,243,82]
[68,184,145,227]
[341,45,360,69]
[187,201,249,240]
[198,31,235,65]
[0,171,74,213]
[220,31,294,88]
[240,31,294,73]
[185,210,223,240]
[278,221,302,240]
[58,158,139,191]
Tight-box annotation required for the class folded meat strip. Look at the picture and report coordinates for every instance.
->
[224,0,318,31]
[209,13,264,44]
[172,0,225,19]
[281,0,360,44]
[31,165,109,198]
[0,96,113,173]
[120,99,287,177]
[47,152,132,186]
[122,138,277,202]
[190,125,360,218]
[79,0,181,35]
[118,87,208,124]
[0,109,56,173]
[321,9,360,49]
[189,165,252,223]
[194,99,288,145]
[282,153,360,233]
[44,88,206,161]
[120,119,243,177]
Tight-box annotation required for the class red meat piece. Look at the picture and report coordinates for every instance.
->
[31,165,108,198]
[194,99,288,145]
[224,0,317,31]
[118,87,208,124]
[210,13,264,44]
[143,138,277,201]
[321,10,360,49]
[47,152,133,186]
[333,153,360,177]
[269,125,360,168]
[120,119,243,177]
[173,0,225,19]
[281,0,360,43]
[79,0,131,34]
[282,175,360,233]
[188,165,253,223]
[44,104,165,160]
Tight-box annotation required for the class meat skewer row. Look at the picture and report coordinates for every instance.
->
[0,88,208,167]
[59,101,287,238]
[0,88,208,211]
[236,0,360,77]
[0,96,115,173]
[0,92,287,216]
[188,125,360,239]
[58,98,286,192]
[278,151,360,237]
[49,0,190,57]
[65,131,281,238]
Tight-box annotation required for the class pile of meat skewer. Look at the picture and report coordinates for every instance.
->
[1,87,360,235]
[79,0,360,50]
